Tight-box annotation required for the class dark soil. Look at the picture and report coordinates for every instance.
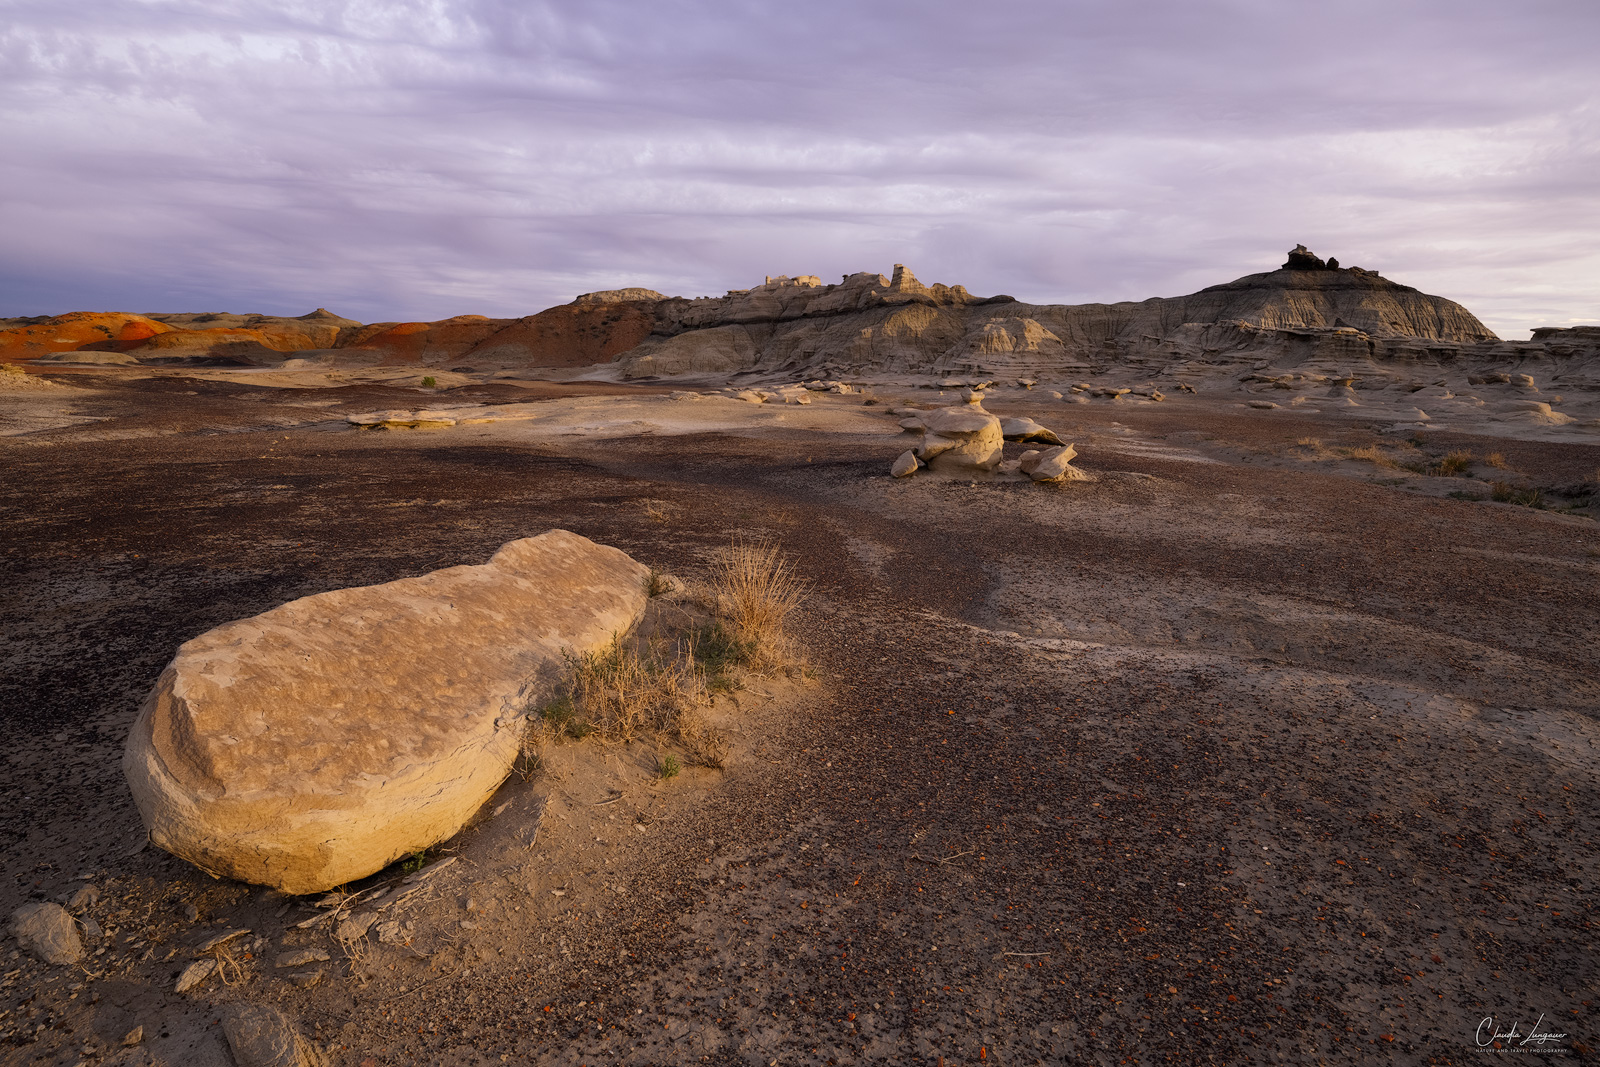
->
[1,380,1595,1066]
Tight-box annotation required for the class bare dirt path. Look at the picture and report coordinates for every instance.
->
[1,382,1595,1066]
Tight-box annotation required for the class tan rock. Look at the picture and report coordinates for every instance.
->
[222,1002,327,1067]
[9,902,83,964]
[999,417,1063,444]
[123,530,650,894]
[1019,444,1085,483]
[174,958,216,994]
[915,403,1004,474]
[890,451,920,478]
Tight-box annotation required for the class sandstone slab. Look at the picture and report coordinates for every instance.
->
[123,530,650,894]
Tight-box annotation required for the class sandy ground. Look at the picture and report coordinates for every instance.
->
[1,369,1596,1066]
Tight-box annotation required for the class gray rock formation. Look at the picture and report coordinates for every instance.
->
[612,255,1501,382]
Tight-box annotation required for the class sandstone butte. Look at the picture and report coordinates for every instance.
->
[7,249,1597,376]
[122,530,650,895]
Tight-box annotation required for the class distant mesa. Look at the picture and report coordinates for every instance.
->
[7,247,1593,379]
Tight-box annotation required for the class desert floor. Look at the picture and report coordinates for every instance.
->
[2,370,1596,1066]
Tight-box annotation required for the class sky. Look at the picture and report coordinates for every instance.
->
[1,0,1596,338]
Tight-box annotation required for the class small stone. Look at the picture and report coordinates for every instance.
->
[289,968,324,988]
[275,948,331,968]
[198,928,251,953]
[335,912,378,943]
[80,917,103,941]
[122,1026,144,1047]
[890,451,920,478]
[68,885,100,912]
[375,921,405,945]
[1247,400,1279,410]
[10,903,84,965]
[222,1002,323,1067]
[174,958,216,994]
[182,903,199,922]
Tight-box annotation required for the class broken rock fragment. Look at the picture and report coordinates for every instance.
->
[1019,444,1086,483]
[222,1002,327,1067]
[9,902,83,965]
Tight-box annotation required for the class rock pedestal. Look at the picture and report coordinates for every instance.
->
[123,530,650,894]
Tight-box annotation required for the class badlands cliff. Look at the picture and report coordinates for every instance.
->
[3,248,1595,384]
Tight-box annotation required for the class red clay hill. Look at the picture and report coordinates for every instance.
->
[0,294,660,370]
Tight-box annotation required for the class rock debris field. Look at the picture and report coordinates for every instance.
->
[0,367,1596,1067]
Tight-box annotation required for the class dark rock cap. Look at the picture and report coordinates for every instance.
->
[1284,244,1328,271]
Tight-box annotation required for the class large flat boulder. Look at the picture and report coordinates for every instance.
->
[123,531,650,894]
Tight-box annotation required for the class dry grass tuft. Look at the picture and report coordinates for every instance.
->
[1339,444,1399,468]
[1484,452,1509,469]
[530,630,734,769]
[1489,481,1544,508]
[1436,450,1474,475]
[710,536,807,667]
[561,636,706,746]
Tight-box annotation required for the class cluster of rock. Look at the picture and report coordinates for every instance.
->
[122,531,650,894]
[890,391,1084,483]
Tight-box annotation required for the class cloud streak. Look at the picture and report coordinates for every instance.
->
[1,0,1596,336]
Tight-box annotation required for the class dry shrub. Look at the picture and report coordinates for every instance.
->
[1339,444,1397,468]
[1436,450,1473,475]
[711,536,807,667]
[1485,452,1509,469]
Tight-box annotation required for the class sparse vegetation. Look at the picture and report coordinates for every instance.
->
[645,568,675,597]
[643,500,669,523]
[657,754,681,779]
[420,375,437,388]
[1339,444,1399,468]
[531,630,729,767]
[1490,481,1544,508]
[1484,451,1509,469]
[1436,450,1473,475]
[710,535,807,668]
[522,540,807,776]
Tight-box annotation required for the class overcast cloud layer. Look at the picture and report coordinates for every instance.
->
[2,0,1596,337]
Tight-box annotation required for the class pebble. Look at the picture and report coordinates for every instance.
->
[174,958,216,994]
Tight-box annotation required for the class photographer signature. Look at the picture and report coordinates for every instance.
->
[1477,1013,1568,1049]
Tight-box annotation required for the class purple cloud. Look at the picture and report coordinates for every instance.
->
[1,0,1595,337]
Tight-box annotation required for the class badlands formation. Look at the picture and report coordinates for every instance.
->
[1,247,1596,1066]
[6,246,1596,442]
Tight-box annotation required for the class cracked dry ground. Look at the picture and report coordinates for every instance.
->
[2,383,1597,1066]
